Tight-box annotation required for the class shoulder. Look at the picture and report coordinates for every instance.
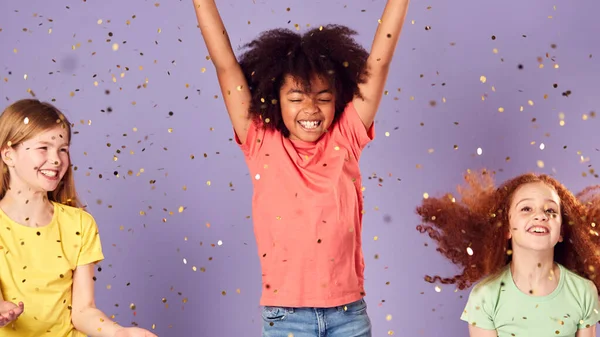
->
[54,203,97,227]
[560,264,597,294]
[470,266,511,301]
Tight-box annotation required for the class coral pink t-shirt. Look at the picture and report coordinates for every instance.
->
[236,102,374,308]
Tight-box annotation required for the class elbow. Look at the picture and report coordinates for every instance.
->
[70,303,95,329]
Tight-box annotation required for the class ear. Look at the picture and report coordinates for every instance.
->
[507,230,512,240]
[1,146,14,167]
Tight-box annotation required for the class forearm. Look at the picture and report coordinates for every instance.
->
[369,0,410,67]
[192,0,238,70]
[72,306,122,337]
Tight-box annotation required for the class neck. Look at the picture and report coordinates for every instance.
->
[0,182,53,227]
[510,245,557,293]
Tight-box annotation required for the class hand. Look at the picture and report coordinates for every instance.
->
[0,301,24,327]
[114,327,158,337]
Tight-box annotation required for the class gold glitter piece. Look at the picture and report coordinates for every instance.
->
[537,160,545,168]
[423,193,429,199]
[385,132,390,137]
[97,19,103,24]
[386,314,392,321]
[129,303,136,310]
[434,286,441,292]
[466,247,473,255]
[498,107,505,112]
[206,181,211,186]
[479,76,487,83]
[112,43,119,51]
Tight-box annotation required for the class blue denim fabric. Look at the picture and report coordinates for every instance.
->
[261,298,371,337]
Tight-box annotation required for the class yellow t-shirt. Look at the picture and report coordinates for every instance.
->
[0,202,104,337]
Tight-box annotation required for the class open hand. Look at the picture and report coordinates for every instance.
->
[114,327,158,337]
[0,301,24,327]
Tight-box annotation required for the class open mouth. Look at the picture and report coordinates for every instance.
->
[40,169,59,178]
[527,226,549,234]
[298,120,322,130]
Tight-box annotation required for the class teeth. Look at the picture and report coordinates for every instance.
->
[529,227,548,233]
[299,121,320,129]
[40,170,57,177]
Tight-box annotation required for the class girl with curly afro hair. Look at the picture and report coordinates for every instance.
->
[417,169,600,337]
[193,0,409,335]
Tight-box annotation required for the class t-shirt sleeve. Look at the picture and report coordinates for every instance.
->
[460,283,496,330]
[337,101,375,152]
[76,211,104,266]
[235,118,266,159]
[578,280,600,329]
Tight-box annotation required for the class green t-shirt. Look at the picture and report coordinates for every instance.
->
[460,263,600,336]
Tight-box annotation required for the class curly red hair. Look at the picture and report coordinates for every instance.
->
[416,169,600,292]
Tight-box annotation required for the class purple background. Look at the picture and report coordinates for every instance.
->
[1,0,599,336]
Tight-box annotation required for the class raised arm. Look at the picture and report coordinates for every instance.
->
[192,0,253,144]
[353,0,410,130]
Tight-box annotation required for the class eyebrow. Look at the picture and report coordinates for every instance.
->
[286,88,332,95]
[515,198,559,207]
[37,140,70,147]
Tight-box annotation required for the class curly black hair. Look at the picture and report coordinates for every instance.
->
[238,24,369,137]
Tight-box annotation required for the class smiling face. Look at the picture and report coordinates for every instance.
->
[508,182,563,252]
[1,125,70,194]
[279,73,336,142]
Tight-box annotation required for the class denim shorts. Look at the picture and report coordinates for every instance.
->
[261,298,371,337]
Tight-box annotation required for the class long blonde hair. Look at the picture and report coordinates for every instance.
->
[0,99,81,207]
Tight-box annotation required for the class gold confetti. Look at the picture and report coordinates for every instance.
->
[466,247,473,255]
[423,193,429,199]
[386,314,392,321]
[97,19,103,24]
[112,43,119,51]
[498,107,504,112]
[479,76,487,83]
[384,132,390,137]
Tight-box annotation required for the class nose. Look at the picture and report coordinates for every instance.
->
[49,150,62,167]
[302,99,319,114]
[534,210,549,221]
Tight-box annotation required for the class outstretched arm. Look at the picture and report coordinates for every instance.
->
[192,0,252,144]
[71,264,157,337]
[0,288,24,328]
[353,0,410,130]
